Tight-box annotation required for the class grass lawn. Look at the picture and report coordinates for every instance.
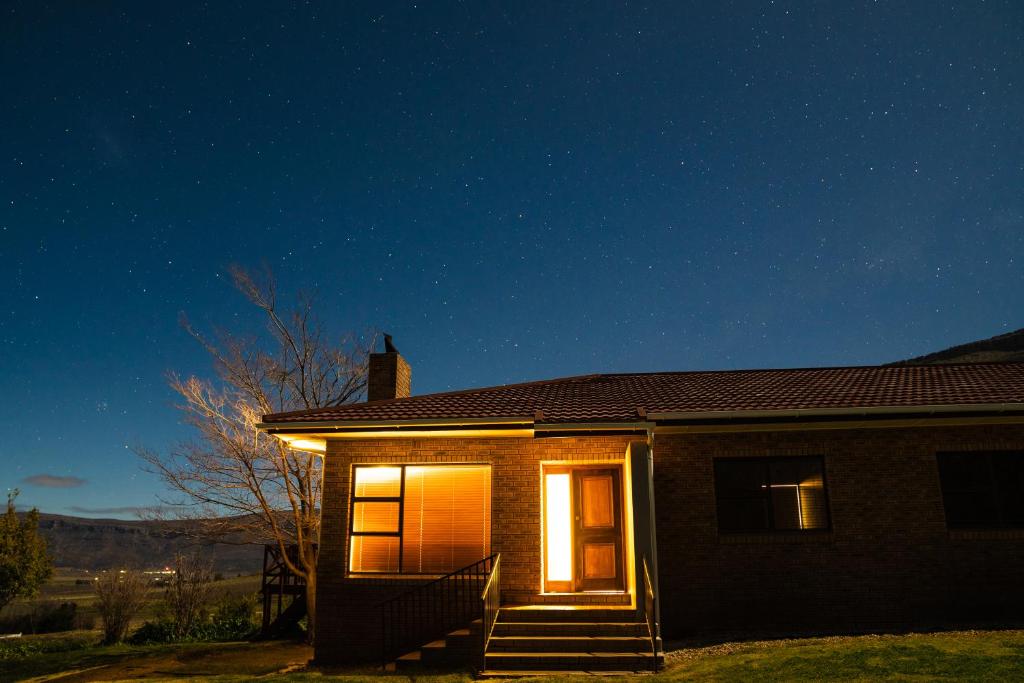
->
[3,629,1024,682]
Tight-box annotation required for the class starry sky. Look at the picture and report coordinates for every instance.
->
[2,1,1022,518]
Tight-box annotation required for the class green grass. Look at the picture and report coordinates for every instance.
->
[2,629,1024,682]
[662,630,1024,681]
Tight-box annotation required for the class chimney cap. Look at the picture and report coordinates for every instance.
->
[383,333,399,354]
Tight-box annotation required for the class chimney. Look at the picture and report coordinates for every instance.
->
[367,334,411,402]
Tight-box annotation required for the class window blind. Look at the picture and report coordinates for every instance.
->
[402,465,491,573]
[348,464,491,574]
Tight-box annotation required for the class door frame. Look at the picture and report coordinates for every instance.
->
[541,461,629,594]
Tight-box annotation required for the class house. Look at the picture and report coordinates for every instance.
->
[258,342,1024,673]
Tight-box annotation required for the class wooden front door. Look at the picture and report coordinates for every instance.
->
[572,468,624,591]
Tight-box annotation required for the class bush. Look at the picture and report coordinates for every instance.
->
[95,571,148,644]
[0,601,80,634]
[206,592,258,640]
[128,619,177,645]
[0,632,94,661]
[33,602,77,633]
[128,592,258,644]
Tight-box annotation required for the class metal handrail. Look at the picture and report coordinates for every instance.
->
[642,555,659,672]
[480,553,502,671]
[379,554,498,669]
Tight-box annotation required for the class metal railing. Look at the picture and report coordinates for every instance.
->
[480,553,502,670]
[380,554,498,669]
[641,555,659,672]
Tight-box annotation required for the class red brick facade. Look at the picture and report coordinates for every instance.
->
[315,435,634,664]
[654,423,1024,637]
[314,423,1024,663]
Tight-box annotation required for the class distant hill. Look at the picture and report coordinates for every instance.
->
[33,513,264,573]
[898,327,1024,365]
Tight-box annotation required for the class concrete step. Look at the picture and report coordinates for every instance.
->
[395,622,483,671]
[484,651,659,671]
[498,607,637,623]
[394,649,422,672]
[487,635,653,653]
[493,621,650,637]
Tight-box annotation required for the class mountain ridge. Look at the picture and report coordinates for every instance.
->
[898,327,1024,365]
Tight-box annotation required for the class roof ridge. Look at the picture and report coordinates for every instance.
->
[262,372,606,421]
[598,360,1024,377]
[260,362,1024,424]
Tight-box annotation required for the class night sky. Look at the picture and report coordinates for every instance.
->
[2,2,1022,517]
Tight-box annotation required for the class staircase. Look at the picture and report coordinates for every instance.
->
[393,620,483,672]
[480,605,663,676]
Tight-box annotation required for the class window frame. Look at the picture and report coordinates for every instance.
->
[712,455,832,534]
[348,463,492,575]
[936,450,1024,530]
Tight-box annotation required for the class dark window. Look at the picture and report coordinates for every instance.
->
[937,451,1024,529]
[713,456,830,533]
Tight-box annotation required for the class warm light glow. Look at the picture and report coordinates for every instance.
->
[545,473,572,583]
[353,466,402,497]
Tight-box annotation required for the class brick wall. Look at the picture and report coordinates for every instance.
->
[315,435,634,664]
[315,423,1024,663]
[653,423,1024,638]
[366,352,411,401]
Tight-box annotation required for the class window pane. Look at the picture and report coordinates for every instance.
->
[714,457,828,532]
[770,459,828,530]
[715,460,767,497]
[714,460,769,532]
[937,453,997,528]
[354,466,401,498]
[403,465,491,573]
[943,492,995,528]
[717,498,771,532]
[993,452,1024,526]
[352,502,399,533]
[349,535,399,573]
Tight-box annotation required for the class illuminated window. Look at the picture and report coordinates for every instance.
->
[349,465,491,574]
[544,472,572,584]
[714,457,829,532]
[937,451,1024,529]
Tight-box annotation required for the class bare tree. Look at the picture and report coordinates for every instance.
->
[95,570,149,644]
[137,265,372,643]
[166,553,214,638]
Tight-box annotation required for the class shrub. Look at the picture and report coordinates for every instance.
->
[0,601,79,634]
[165,554,214,638]
[33,601,77,633]
[128,592,258,644]
[128,619,177,645]
[0,632,94,661]
[206,592,258,640]
[94,571,148,644]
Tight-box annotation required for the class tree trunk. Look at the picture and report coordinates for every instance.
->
[304,571,317,645]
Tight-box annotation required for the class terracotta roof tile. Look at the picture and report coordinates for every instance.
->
[261,362,1024,426]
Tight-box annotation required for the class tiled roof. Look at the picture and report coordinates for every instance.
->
[261,362,1024,426]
